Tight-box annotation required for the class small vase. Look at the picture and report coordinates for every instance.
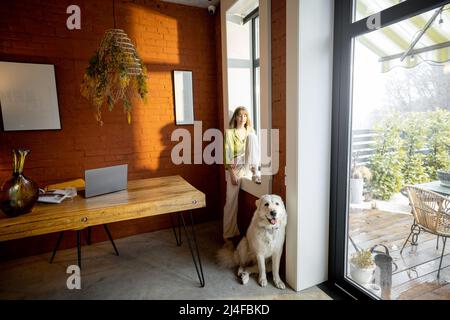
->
[0,149,39,217]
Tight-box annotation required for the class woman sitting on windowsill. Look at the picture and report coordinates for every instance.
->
[223,106,261,247]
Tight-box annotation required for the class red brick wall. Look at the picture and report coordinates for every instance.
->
[0,0,220,260]
[270,0,286,277]
[271,0,286,202]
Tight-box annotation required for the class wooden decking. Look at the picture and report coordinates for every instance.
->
[349,208,450,300]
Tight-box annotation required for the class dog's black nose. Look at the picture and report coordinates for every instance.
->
[270,210,277,217]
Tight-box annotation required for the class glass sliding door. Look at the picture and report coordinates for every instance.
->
[330,0,450,300]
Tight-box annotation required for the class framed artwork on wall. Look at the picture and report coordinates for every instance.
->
[173,70,194,125]
[0,61,61,131]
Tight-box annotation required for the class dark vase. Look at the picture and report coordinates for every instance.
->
[0,149,39,217]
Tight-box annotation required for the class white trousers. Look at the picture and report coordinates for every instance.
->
[223,132,260,239]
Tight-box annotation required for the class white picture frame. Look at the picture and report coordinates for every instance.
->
[173,70,194,125]
[0,61,62,131]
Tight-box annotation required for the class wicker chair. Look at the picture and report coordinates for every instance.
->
[400,186,450,278]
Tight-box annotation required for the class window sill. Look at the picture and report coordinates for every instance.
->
[240,175,271,198]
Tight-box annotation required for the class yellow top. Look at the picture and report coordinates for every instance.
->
[224,128,253,169]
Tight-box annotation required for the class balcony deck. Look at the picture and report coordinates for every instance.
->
[349,207,450,300]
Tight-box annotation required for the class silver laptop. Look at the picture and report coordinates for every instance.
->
[84,164,128,198]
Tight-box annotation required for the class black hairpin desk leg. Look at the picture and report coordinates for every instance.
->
[76,230,81,269]
[169,213,182,246]
[179,211,205,288]
[103,224,119,256]
[50,231,64,263]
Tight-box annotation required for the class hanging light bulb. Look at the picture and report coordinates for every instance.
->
[438,11,444,27]
[98,29,143,76]
[98,0,144,76]
[444,63,450,75]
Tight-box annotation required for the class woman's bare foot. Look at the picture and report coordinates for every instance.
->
[251,166,261,184]
[252,174,261,184]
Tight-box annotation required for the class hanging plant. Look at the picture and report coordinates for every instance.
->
[80,29,148,125]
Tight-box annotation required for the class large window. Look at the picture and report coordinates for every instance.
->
[222,0,272,197]
[330,0,450,300]
[247,9,260,133]
[226,7,260,134]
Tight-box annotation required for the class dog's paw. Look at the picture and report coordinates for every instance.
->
[240,272,250,285]
[274,279,286,290]
[237,267,245,277]
[258,277,267,287]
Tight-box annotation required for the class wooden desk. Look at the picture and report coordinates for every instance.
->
[0,175,206,286]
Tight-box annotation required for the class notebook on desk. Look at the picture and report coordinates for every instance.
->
[84,164,128,198]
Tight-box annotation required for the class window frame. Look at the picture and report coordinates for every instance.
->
[244,7,260,134]
[329,0,450,300]
[221,0,272,198]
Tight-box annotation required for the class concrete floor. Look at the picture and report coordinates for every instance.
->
[0,220,331,300]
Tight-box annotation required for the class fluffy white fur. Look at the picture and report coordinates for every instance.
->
[217,194,287,289]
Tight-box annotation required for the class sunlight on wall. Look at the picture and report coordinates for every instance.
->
[125,4,180,65]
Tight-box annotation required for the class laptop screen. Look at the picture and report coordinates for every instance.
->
[84,164,128,198]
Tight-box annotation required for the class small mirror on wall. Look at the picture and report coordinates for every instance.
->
[173,70,194,125]
[0,61,61,131]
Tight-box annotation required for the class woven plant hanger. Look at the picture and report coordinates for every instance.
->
[80,0,147,125]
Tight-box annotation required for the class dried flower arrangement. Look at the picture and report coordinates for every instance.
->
[80,29,148,125]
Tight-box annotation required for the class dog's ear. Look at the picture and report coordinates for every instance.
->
[274,195,283,204]
[255,199,261,208]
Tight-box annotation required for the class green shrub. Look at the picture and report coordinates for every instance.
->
[401,112,429,185]
[368,109,450,200]
[370,153,404,200]
[424,109,450,179]
[369,112,404,200]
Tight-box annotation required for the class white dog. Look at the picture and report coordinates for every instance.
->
[217,194,287,289]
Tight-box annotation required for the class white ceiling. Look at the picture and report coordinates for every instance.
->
[160,0,220,8]
[227,0,257,17]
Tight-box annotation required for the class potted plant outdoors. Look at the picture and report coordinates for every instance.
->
[350,164,372,204]
[349,249,375,285]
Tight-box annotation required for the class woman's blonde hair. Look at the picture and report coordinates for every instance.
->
[229,106,252,129]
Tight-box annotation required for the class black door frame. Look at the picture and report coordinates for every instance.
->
[329,0,450,300]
